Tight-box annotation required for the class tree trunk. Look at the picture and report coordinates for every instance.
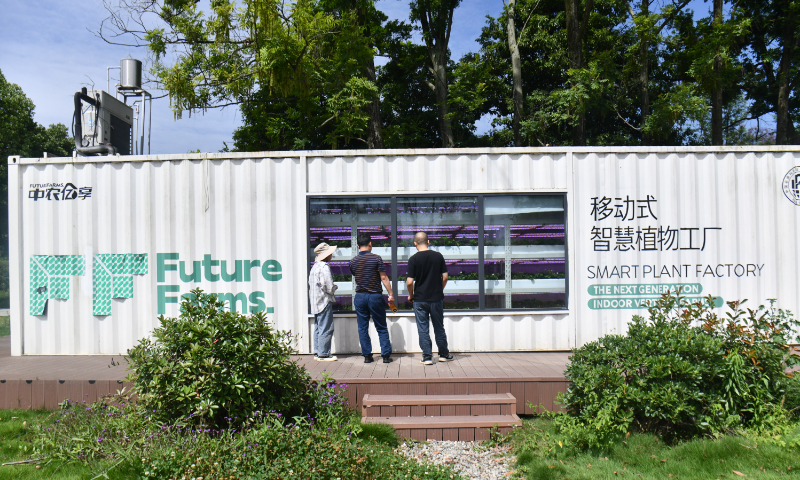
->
[507,0,524,147]
[639,1,651,145]
[565,0,591,146]
[413,2,457,148]
[364,53,384,149]
[711,0,724,145]
[431,47,454,147]
[776,1,799,145]
[354,0,384,149]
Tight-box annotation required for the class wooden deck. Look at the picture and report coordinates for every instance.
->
[294,352,571,415]
[0,337,572,413]
[294,351,570,381]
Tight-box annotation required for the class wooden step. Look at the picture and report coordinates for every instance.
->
[362,414,522,429]
[362,413,522,442]
[362,393,515,417]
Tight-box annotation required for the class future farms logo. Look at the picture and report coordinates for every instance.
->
[156,253,281,315]
[30,254,148,316]
[30,253,281,316]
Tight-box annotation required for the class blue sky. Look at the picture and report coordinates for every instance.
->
[0,0,711,155]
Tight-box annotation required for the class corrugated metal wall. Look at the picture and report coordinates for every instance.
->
[13,156,308,355]
[571,150,800,344]
[9,147,800,355]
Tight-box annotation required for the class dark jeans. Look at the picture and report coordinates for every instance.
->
[413,300,449,358]
[354,292,392,357]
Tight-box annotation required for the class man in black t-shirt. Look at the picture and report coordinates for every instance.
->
[406,231,452,365]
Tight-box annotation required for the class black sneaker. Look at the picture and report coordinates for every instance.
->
[421,356,434,365]
[382,355,393,364]
[364,355,374,364]
[438,353,454,362]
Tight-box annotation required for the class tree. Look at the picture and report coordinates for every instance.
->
[564,0,594,146]
[0,69,73,258]
[623,0,693,145]
[711,0,724,144]
[738,0,800,145]
[409,0,462,148]
[101,0,379,149]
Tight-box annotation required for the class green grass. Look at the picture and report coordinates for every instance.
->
[0,410,135,479]
[510,417,800,480]
[0,317,8,337]
[360,422,402,448]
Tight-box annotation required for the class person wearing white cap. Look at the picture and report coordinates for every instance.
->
[309,242,339,361]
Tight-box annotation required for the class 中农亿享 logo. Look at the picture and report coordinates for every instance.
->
[28,183,92,201]
[783,167,800,206]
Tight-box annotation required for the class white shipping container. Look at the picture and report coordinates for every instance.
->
[7,147,800,355]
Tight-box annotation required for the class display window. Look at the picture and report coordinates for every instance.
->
[308,194,567,312]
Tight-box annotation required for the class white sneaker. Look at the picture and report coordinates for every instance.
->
[317,355,338,361]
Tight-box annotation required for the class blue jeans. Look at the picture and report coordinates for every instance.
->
[413,300,449,358]
[313,303,334,357]
[354,292,392,357]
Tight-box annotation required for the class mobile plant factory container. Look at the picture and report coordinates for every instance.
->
[7,146,800,355]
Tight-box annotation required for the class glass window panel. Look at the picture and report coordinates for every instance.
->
[395,197,479,310]
[308,197,391,312]
[483,195,566,309]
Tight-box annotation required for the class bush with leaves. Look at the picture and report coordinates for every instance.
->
[33,376,460,479]
[127,288,312,429]
[556,293,800,449]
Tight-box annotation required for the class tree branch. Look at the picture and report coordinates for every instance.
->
[615,107,642,131]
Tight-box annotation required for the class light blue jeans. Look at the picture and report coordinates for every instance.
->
[313,303,334,357]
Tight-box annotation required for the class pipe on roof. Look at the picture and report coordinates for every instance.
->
[73,87,117,156]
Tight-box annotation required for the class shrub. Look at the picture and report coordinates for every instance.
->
[557,293,800,448]
[127,288,312,428]
[34,380,460,479]
[135,413,459,480]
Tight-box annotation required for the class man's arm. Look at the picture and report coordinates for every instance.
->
[406,277,415,302]
[440,254,449,289]
[379,271,394,303]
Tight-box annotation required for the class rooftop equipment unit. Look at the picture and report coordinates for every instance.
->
[74,89,133,156]
[71,58,152,156]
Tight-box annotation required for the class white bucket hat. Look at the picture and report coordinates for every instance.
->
[314,242,338,262]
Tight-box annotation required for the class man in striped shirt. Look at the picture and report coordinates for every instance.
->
[349,233,394,364]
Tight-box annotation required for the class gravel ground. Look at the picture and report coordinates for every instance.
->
[396,440,515,479]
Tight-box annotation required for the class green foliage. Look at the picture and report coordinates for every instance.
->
[509,417,800,480]
[785,375,800,419]
[557,292,800,449]
[127,288,312,428]
[102,0,798,149]
[132,413,457,480]
[110,0,381,150]
[0,409,138,480]
[28,375,460,479]
[359,421,402,448]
